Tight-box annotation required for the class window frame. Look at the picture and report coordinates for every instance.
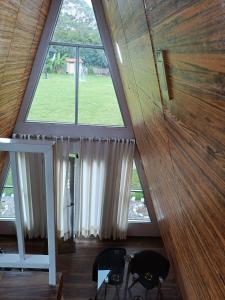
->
[127,149,159,236]
[26,41,124,126]
[0,164,15,220]
[128,161,151,223]
[14,0,134,138]
[0,144,159,236]
[0,155,16,223]
[0,0,159,236]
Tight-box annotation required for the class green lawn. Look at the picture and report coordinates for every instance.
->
[28,73,124,126]
[3,73,144,198]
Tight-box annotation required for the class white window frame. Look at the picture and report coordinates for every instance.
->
[0,0,159,237]
[127,148,159,236]
[0,143,159,237]
[14,0,134,139]
[0,138,56,285]
[0,160,15,221]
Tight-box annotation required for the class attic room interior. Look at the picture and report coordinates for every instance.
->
[0,0,224,299]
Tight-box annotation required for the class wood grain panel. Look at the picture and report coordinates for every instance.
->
[0,0,51,178]
[102,0,225,298]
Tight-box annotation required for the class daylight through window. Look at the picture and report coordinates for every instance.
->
[0,166,15,219]
[128,162,150,222]
[27,0,124,126]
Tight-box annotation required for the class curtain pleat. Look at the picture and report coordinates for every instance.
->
[17,152,46,238]
[77,138,135,240]
[14,135,134,241]
[16,136,72,240]
[55,138,72,240]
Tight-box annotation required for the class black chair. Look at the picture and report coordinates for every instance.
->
[126,250,170,300]
[92,247,127,300]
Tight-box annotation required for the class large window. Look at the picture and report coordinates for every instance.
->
[28,46,76,123]
[128,162,150,222]
[0,167,15,219]
[0,159,150,224]
[27,0,124,126]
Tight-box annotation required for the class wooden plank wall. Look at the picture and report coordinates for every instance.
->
[0,0,51,178]
[102,0,225,299]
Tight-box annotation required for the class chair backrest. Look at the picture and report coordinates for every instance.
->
[92,247,126,285]
[130,250,170,289]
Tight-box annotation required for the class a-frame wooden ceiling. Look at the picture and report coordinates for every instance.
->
[0,0,225,299]
[102,0,225,299]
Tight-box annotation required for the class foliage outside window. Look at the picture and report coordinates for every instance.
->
[27,0,124,126]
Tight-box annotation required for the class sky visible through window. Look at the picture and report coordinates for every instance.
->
[84,0,91,6]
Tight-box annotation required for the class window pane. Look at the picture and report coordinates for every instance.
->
[27,46,75,123]
[128,162,150,222]
[78,48,124,126]
[129,191,150,222]
[131,167,142,190]
[52,0,102,45]
[0,167,15,219]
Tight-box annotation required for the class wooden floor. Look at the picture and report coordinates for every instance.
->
[0,236,182,300]
[0,271,63,300]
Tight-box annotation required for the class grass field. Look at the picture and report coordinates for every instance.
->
[28,73,124,126]
[2,73,143,198]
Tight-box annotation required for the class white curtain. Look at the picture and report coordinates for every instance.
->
[16,136,72,240]
[17,152,46,238]
[76,138,134,240]
[14,135,134,240]
[55,138,72,240]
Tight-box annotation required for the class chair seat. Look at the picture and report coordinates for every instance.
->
[138,271,159,290]
[127,250,170,299]
[92,247,126,300]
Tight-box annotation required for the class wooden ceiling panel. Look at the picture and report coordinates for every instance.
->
[102,0,225,298]
[0,0,51,177]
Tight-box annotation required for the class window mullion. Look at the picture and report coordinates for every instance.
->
[75,46,80,125]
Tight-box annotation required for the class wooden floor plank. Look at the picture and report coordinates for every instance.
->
[0,236,182,300]
[0,271,63,300]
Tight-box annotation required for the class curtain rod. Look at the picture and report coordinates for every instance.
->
[12,133,135,144]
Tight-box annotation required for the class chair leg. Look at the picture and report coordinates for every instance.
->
[145,289,149,300]
[128,287,133,300]
[128,277,139,290]
[94,291,98,300]
[157,282,163,300]
[124,269,130,300]
[116,285,120,300]
[127,278,138,300]
[104,282,108,300]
